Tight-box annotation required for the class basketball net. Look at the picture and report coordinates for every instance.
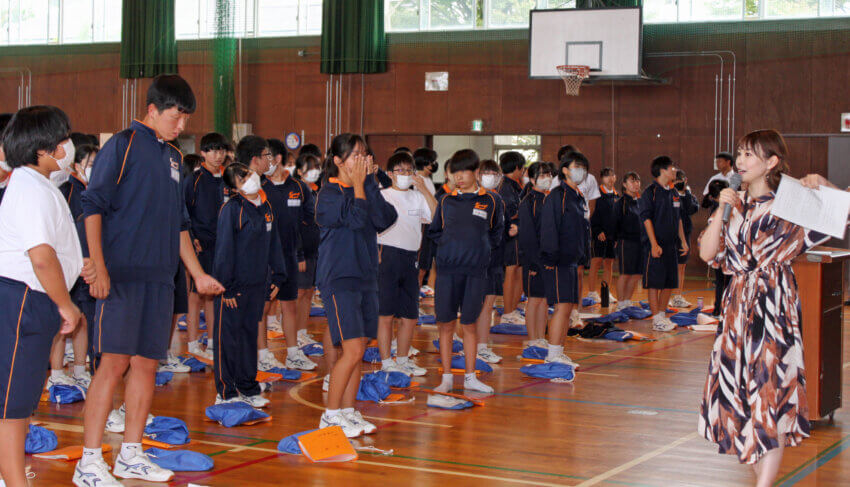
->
[557,65,590,96]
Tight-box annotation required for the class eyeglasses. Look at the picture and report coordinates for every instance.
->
[392,168,414,175]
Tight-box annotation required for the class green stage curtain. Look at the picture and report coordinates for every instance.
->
[321,0,387,74]
[120,0,177,79]
[577,0,641,7]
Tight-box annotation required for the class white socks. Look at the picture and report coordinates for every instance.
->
[73,365,87,377]
[396,356,409,366]
[381,358,394,368]
[547,344,564,360]
[435,373,453,393]
[477,343,488,353]
[119,442,142,461]
[653,312,664,322]
[51,369,64,379]
[325,408,340,418]
[81,447,102,466]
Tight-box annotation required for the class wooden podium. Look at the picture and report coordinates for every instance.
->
[793,247,849,421]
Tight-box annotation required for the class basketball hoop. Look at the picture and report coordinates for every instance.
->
[557,65,590,96]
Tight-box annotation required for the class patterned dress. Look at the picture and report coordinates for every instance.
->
[698,191,828,464]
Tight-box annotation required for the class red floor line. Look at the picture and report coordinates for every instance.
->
[174,453,281,485]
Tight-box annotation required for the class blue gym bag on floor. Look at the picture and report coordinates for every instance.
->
[25,424,58,454]
[205,403,269,427]
[144,448,213,471]
[521,362,575,381]
[277,429,318,454]
[144,416,190,445]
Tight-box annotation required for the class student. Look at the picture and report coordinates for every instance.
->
[698,130,835,487]
[413,148,438,293]
[376,151,435,377]
[0,106,83,487]
[703,179,730,317]
[0,113,12,203]
[75,75,224,485]
[701,151,735,197]
[518,161,557,348]
[670,170,699,308]
[638,156,688,332]
[497,151,524,327]
[293,152,323,356]
[260,138,316,371]
[539,152,588,368]
[212,162,287,408]
[475,159,507,364]
[429,149,502,394]
[316,134,397,438]
[588,167,618,303]
[614,172,642,310]
[299,143,323,159]
[412,147,438,196]
[184,132,228,362]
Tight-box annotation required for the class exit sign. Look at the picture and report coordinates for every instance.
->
[843,113,850,132]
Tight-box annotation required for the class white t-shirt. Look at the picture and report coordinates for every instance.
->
[702,170,735,195]
[414,171,437,196]
[0,167,83,292]
[578,173,601,220]
[377,187,433,252]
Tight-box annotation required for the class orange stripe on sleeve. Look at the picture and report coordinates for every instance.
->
[116,131,136,185]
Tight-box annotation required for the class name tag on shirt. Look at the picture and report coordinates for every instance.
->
[673,200,681,208]
[171,167,180,183]
[266,222,272,232]
[472,209,487,219]
[288,199,301,207]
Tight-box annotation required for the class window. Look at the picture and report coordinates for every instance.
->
[0,0,120,46]
[175,0,321,40]
[493,135,541,164]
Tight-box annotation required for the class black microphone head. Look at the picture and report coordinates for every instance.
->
[728,173,742,190]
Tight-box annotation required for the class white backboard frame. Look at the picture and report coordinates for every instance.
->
[529,7,643,80]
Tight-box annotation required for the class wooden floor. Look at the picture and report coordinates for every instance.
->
[30,279,850,486]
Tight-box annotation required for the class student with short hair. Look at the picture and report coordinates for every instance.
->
[587,167,618,303]
[260,137,317,371]
[376,151,436,377]
[638,156,688,332]
[518,161,557,348]
[0,106,83,487]
[702,151,736,197]
[429,150,503,394]
[614,172,643,310]
[184,132,229,363]
[497,151,524,328]
[75,75,224,486]
[316,134,398,438]
[299,143,323,159]
[212,161,287,408]
[539,152,588,369]
[670,169,699,308]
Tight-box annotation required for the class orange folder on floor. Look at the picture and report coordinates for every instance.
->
[34,443,113,461]
[298,427,357,462]
[256,370,283,383]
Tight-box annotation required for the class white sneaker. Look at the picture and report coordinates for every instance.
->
[320,412,362,438]
[452,333,462,343]
[73,370,93,389]
[615,300,631,311]
[381,361,412,376]
[73,458,123,487]
[399,359,427,377]
[113,450,174,482]
[258,353,286,372]
[390,339,420,357]
[266,314,281,330]
[653,318,677,332]
[544,352,580,369]
[463,375,494,394]
[192,347,214,363]
[420,285,435,297]
[344,409,377,434]
[499,310,526,325]
[587,291,601,302]
[322,374,330,392]
[158,353,190,373]
[609,293,618,302]
[241,394,270,409]
[297,329,319,347]
[285,349,318,370]
[476,347,502,364]
[570,309,584,328]
[187,340,203,355]
[215,394,243,405]
[670,295,692,308]
[46,373,77,390]
[529,338,549,348]
[105,408,125,433]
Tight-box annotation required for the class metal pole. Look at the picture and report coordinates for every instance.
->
[714,74,719,158]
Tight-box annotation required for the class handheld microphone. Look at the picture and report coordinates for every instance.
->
[722,173,742,224]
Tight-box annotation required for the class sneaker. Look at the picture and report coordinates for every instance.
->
[266,313,281,330]
[73,370,93,389]
[653,318,677,332]
[452,333,462,343]
[529,338,549,348]
[499,310,526,325]
[587,291,601,302]
[46,373,77,390]
[476,347,502,364]
[391,339,420,357]
[215,394,243,405]
[267,320,283,334]
[544,352,580,369]
[609,293,618,303]
[420,285,435,298]
[670,295,692,308]
[73,458,123,487]
[319,412,362,438]
[241,394,270,409]
[258,353,286,372]
[570,309,584,328]
[187,340,203,355]
[400,359,427,377]
[297,329,319,347]
[158,353,190,373]
[191,346,214,364]
[311,295,324,308]
[615,300,631,312]
[322,374,330,392]
[344,410,376,434]
[381,361,412,376]
[285,349,318,371]
[463,375,494,394]
[105,408,125,433]
[113,450,174,482]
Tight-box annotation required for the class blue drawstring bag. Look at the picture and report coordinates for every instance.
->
[356,373,392,402]
[586,311,629,324]
[417,314,436,325]
[300,343,323,356]
[178,355,207,372]
[155,371,173,386]
[277,429,318,455]
[520,293,527,302]
[144,448,213,471]
[368,370,411,389]
[521,362,575,381]
[490,323,528,335]
[432,339,463,353]
[670,307,702,326]
[492,306,525,317]
[442,355,493,373]
[25,424,58,454]
[638,301,675,313]
[581,297,598,307]
[362,347,381,363]
[521,346,548,360]
[309,306,326,317]
[205,402,269,428]
[621,306,652,320]
[49,384,85,404]
[602,330,634,341]
[265,367,303,381]
[144,416,190,445]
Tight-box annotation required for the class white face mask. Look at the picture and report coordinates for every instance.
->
[283,164,296,175]
[241,172,262,195]
[395,175,413,190]
[84,167,93,183]
[263,163,277,177]
[569,167,587,185]
[481,174,501,190]
[0,159,10,173]
[303,168,321,183]
[52,140,75,173]
[535,177,552,191]
[522,176,531,186]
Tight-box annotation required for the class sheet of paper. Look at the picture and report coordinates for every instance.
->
[770,174,850,239]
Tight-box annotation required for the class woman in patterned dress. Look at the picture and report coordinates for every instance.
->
[698,129,831,487]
